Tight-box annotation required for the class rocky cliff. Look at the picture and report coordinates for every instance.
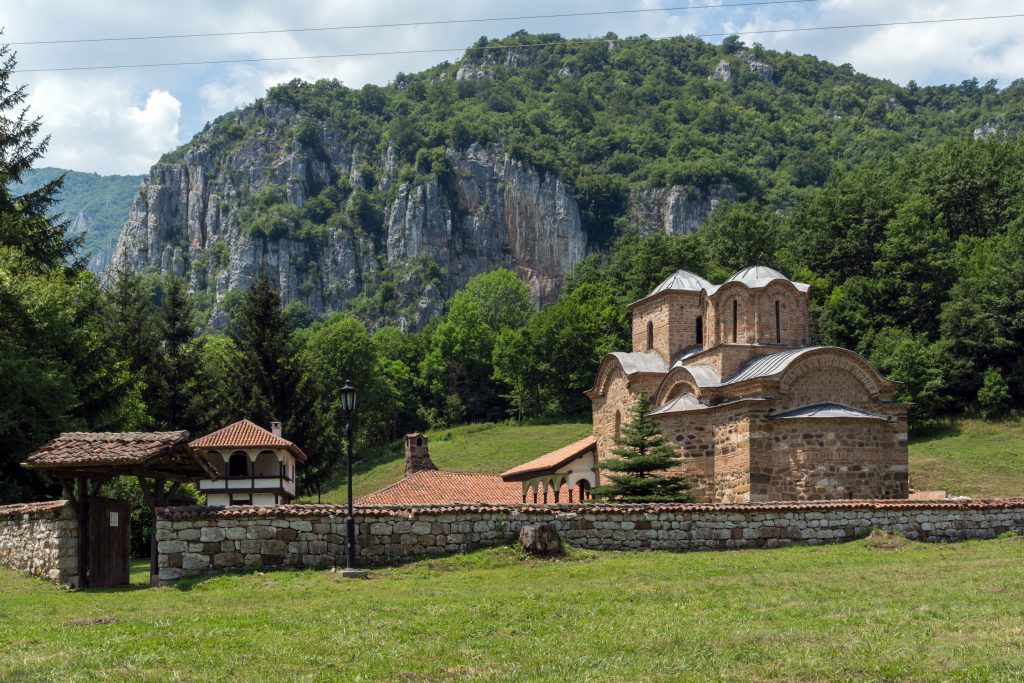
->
[109,112,721,329]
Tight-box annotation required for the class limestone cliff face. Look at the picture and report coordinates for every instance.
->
[109,102,725,328]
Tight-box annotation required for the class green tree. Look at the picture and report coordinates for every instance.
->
[229,266,290,424]
[152,276,201,430]
[978,368,1011,420]
[698,200,783,272]
[591,394,694,503]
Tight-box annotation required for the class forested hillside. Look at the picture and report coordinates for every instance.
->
[13,168,143,272]
[110,31,1024,328]
[4,33,1024,508]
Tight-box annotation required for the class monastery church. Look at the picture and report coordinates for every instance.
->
[364,266,911,506]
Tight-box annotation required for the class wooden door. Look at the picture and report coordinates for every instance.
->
[88,497,131,587]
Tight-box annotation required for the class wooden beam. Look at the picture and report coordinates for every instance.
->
[76,476,90,589]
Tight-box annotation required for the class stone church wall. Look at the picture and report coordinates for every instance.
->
[155,501,1024,581]
[0,501,79,587]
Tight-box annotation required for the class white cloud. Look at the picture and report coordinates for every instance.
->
[28,77,181,174]
[7,0,1024,174]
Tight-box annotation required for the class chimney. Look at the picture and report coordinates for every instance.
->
[271,421,282,438]
[404,433,437,476]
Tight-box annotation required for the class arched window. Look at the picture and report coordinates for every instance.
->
[416,436,423,447]
[577,480,591,501]
[228,451,249,477]
[775,300,781,343]
[732,300,738,343]
[695,316,703,346]
[646,320,654,350]
[614,410,622,439]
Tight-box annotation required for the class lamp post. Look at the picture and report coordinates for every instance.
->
[340,379,367,578]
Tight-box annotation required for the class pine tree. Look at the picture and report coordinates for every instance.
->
[229,265,290,425]
[591,394,695,503]
[154,276,201,429]
[0,44,80,270]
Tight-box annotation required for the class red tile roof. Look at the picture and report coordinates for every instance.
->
[190,419,307,462]
[0,500,70,520]
[356,470,523,506]
[500,435,596,481]
[22,431,191,469]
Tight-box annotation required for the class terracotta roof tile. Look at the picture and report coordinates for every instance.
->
[0,500,70,520]
[356,470,523,506]
[190,419,307,462]
[500,436,597,481]
[156,498,1024,521]
[22,431,190,469]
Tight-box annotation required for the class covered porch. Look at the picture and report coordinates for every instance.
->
[500,436,599,504]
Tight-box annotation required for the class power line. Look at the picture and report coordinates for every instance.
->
[17,12,1024,74]
[9,0,821,46]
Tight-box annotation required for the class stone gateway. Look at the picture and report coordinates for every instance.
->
[586,267,909,502]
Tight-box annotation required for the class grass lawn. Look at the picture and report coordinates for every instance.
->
[2,536,1024,681]
[312,421,591,503]
[910,418,1024,497]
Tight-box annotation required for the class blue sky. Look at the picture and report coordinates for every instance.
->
[5,0,1024,175]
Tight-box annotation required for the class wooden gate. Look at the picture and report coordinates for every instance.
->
[88,497,131,587]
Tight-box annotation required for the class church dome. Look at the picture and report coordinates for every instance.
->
[724,266,810,292]
[648,270,713,296]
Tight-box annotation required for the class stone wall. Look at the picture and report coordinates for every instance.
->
[156,500,1024,581]
[0,501,79,587]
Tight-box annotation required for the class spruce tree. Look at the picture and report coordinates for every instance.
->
[154,276,200,429]
[591,394,695,503]
[229,265,289,425]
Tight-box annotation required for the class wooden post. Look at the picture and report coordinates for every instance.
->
[76,476,90,589]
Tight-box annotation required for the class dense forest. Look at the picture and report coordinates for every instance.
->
[3,33,1024,513]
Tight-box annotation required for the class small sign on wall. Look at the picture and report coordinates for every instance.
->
[109,511,119,527]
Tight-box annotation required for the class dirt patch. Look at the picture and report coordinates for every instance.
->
[64,615,118,626]
[864,529,910,550]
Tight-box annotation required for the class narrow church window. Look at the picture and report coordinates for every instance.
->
[228,452,249,477]
[775,300,781,343]
[732,300,738,343]
[695,316,703,346]
[614,411,622,438]
[646,320,654,350]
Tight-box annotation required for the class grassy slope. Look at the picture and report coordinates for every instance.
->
[3,539,1024,681]
[312,422,591,503]
[315,417,1024,503]
[909,419,1024,497]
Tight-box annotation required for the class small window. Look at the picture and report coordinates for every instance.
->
[775,300,781,343]
[695,316,703,346]
[614,410,622,439]
[230,495,252,506]
[416,436,423,447]
[228,452,249,477]
[646,320,654,350]
[732,300,738,343]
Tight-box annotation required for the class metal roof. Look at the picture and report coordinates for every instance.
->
[714,265,811,293]
[611,351,669,375]
[769,403,887,420]
[670,362,721,388]
[650,270,713,295]
[649,393,708,415]
[726,347,818,384]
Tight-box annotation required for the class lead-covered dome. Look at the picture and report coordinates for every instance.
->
[648,270,713,296]
[725,266,809,292]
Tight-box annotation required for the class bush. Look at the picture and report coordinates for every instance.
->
[978,368,1012,419]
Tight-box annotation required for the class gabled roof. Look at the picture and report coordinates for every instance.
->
[726,347,817,384]
[21,431,213,481]
[500,436,597,482]
[769,403,887,420]
[649,393,708,415]
[356,470,522,506]
[190,419,307,462]
[609,351,669,375]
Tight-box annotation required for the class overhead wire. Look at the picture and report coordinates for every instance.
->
[16,12,1024,73]
[9,0,822,46]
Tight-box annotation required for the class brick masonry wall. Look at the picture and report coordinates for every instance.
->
[0,501,79,587]
[156,501,1024,581]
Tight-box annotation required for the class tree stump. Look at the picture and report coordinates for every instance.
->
[518,523,563,557]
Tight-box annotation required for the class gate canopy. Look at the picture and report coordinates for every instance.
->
[22,431,215,481]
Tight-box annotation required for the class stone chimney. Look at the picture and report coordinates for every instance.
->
[271,421,283,438]
[404,433,437,476]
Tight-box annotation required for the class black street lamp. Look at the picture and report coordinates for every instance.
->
[340,379,367,578]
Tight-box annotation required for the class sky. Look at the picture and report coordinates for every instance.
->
[4,0,1024,175]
